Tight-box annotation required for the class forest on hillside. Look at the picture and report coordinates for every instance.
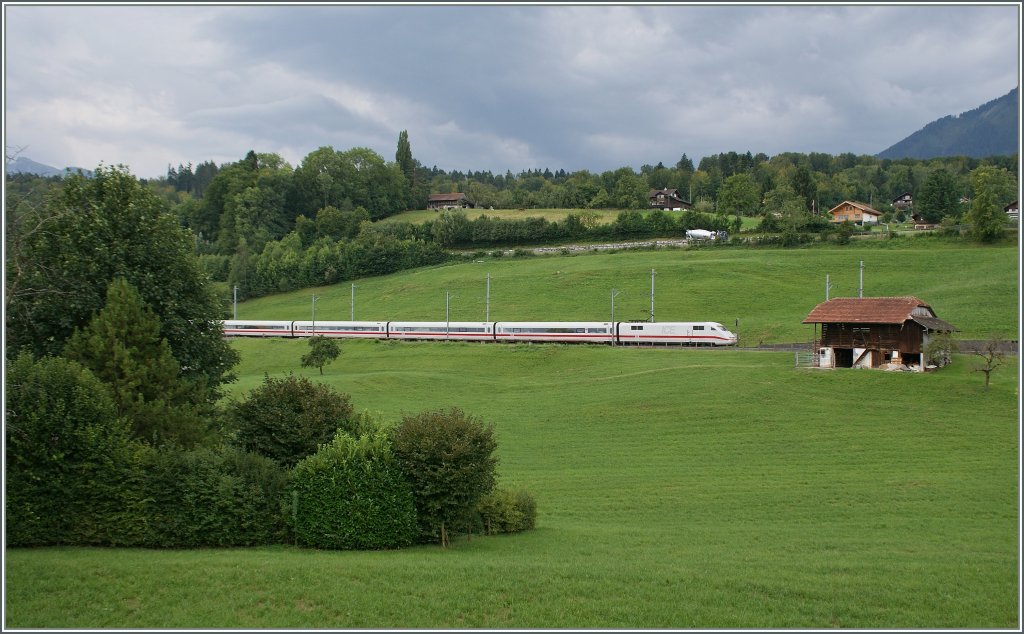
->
[6,133,1018,300]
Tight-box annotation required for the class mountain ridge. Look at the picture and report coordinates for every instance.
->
[876,88,1019,160]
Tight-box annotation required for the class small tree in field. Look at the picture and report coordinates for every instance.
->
[391,407,498,548]
[973,335,1007,391]
[301,335,341,375]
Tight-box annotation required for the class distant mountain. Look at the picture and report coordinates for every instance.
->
[6,156,92,178]
[877,88,1019,160]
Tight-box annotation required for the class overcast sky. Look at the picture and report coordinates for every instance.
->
[4,3,1020,179]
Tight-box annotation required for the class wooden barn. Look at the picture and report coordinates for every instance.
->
[427,193,475,210]
[802,296,957,371]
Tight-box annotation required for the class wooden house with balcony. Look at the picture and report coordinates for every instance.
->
[802,296,956,371]
[892,192,913,210]
[427,193,475,210]
[648,188,692,211]
[827,201,881,225]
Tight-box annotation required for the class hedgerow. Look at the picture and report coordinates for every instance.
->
[290,431,418,550]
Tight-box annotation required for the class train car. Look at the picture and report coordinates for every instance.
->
[293,320,388,339]
[388,321,495,341]
[616,321,737,346]
[494,321,615,344]
[222,320,295,337]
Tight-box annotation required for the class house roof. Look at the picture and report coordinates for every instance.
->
[1005,200,1018,211]
[892,192,912,202]
[648,188,684,199]
[802,296,955,329]
[827,201,881,217]
[428,192,469,202]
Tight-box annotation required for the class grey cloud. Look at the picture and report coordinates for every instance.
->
[4,4,1018,177]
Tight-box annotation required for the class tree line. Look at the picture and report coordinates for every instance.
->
[5,165,534,550]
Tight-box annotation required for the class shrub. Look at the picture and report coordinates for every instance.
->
[5,353,137,546]
[291,432,418,550]
[391,407,499,547]
[477,487,537,535]
[138,444,290,548]
[226,373,356,467]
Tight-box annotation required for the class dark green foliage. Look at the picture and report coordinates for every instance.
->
[136,444,290,548]
[5,353,136,546]
[5,165,238,402]
[391,407,499,547]
[227,374,356,468]
[966,166,1013,243]
[916,168,963,223]
[476,487,537,535]
[290,432,418,550]
[63,278,214,448]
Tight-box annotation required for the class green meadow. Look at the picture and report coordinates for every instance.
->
[5,240,1020,629]
[234,239,1018,343]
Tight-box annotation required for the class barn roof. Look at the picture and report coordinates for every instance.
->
[802,296,955,330]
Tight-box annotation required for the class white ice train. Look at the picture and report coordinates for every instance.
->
[222,319,738,346]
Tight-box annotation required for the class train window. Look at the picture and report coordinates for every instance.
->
[631,325,643,331]
[693,325,705,331]
[588,328,608,334]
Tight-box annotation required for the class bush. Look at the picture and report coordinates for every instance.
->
[226,373,356,467]
[291,431,418,550]
[476,487,537,535]
[391,407,499,547]
[138,444,290,548]
[5,353,137,546]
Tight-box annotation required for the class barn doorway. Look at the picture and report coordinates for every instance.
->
[834,348,854,368]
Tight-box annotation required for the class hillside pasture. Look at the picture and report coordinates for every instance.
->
[232,240,1019,343]
[4,340,1018,628]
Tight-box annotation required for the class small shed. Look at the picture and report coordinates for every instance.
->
[427,193,475,210]
[802,296,956,371]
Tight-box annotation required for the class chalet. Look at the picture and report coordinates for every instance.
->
[827,201,881,225]
[802,296,957,372]
[427,193,475,210]
[892,192,913,210]
[648,188,692,211]
[1005,200,1019,221]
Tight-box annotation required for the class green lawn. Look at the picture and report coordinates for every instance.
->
[5,340,1019,629]
[5,240,1019,628]
[379,207,763,230]
[233,240,1018,343]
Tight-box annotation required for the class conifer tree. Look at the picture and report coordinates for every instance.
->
[63,278,211,447]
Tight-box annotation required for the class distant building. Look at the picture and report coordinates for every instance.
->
[802,296,957,371]
[427,193,475,210]
[827,201,881,225]
[1005,200,1018,221]
[892,192,913,210]
[648,188,692,211]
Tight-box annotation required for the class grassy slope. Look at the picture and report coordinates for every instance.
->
[5,341,1019,629]
[5,239,1020,629]
[378,207,764,230]
[235,239,1019,342]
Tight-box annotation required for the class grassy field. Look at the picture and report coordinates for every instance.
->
[5,341,1019,628]
[232,239,1019,343]
[379,207,763,230]
[5,239,1020,628]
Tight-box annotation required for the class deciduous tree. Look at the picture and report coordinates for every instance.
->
[301,335,341,375]
[391,407,498,547]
